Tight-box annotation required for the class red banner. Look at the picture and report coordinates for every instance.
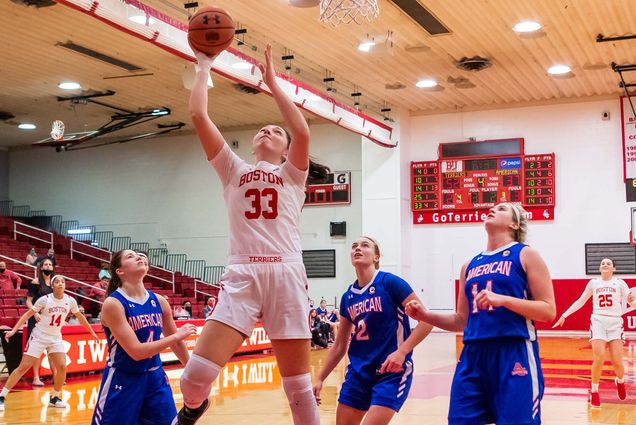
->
[413,206,554,224]
[30,320,272,377]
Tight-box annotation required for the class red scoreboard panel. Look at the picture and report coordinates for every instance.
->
[411,154,555,224]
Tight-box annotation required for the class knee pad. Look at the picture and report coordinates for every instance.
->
[282,373,320,425]
[180,354,221,408]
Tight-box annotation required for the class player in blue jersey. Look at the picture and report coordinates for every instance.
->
[313,236,433,424]
[406,203,555,425]
[91,250,196,425]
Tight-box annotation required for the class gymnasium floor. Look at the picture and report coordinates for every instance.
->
[1,333,635,424]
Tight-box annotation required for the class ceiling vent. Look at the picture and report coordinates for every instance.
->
[456,56,492,72]
[447,76,476,89]
[389,0,450,35]
[57,42,143,71]
[234,83,261,95]
[0,111,16,121]
[385,82,406,90]
[11,0,56,7]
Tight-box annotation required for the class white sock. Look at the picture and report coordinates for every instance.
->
[51,390,59,398]
[616,377,624,384]
[0,387,9,398]
[282,373,320,425]
[591,383,599,392]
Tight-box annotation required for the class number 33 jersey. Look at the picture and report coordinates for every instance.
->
[339,271,414,378]
[32,293,79,336]
[463,242,535,342]
[210,144,308,256]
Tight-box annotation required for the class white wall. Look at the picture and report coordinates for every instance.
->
[0,149,8,200]
[8,123,362,304]
[406,99,632,310]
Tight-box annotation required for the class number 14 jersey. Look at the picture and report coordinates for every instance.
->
[210,144,308,256]
[32,293,79,336]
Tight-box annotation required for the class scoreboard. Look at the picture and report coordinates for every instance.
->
[411,140,555,224]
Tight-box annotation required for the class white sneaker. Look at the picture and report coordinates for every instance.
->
[49,396,67,408]
[0,396,5,412]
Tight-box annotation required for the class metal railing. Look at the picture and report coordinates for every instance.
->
[0,254,38,280]
[70,239,112,263]
[61,274,106,305]
[203,266,225,284]
[111,236,131,252]
[194,279,222,299]
[148,265,175,292]
[0,200,13,216]
[13,221,54,248]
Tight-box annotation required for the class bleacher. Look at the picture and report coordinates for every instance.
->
[0,215,221,327]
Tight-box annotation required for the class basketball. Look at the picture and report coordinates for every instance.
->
[188,6,235,56]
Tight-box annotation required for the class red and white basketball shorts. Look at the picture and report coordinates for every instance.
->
[589,314,624,342]
[209,254,311,339]
[24,327,65,358]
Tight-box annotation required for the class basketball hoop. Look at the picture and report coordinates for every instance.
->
[320,0,379,26]
[50,120,65,141]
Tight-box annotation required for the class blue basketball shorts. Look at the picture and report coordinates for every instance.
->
[91,365,177,425]
[338,359,414,412]
[449,338,544,425]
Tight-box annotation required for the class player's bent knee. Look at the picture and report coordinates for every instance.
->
[180,353,221,407]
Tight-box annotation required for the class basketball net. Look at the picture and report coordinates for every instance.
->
[320,0,379,26]
[50,120,65,141]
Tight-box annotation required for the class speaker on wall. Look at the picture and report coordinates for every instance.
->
[330,221,346,237]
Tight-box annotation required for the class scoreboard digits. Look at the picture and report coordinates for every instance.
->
[411,153,555,213]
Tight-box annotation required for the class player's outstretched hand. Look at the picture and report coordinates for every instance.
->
[4,329,16,342]
[194,51,216,73]
[379,350,406,374]
[312,380,323,406]
[174,323,197,340]
[405,299,428,321]
[257,44,277,89]
[552,316,565,328]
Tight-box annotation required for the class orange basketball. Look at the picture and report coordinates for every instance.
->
[188,6,235,56]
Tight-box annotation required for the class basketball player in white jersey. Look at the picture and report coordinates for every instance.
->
[0,275,98,411]
[553,258,635,407]
[176,45,328,425]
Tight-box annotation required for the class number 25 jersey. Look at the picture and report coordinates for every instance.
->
[210,144,308,256]
[463,242,536,342]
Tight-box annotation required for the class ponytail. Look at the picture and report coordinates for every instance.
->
[282,127,331,184]
[107,250,125,296]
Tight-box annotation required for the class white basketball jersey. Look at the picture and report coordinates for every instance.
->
[588,278,630,317]
[210,144,308,256]
[32,293,79,336]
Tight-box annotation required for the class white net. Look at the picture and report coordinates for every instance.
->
[320,0,379,26]
[50,120,66,141]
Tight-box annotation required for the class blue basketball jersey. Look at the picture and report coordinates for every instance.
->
[340,271,414,378]
[463,242,536,342]
[103,288,163,372]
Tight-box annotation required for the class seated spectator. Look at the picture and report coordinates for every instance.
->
[98,262,111,280]
[35,248,56,268]
[310,308,330,349]
[83,277,108,317]
[0,261,22,290]
[316,299,329,319]
[174,300,192,320]
[202,296,217,319]
[26,248,37,266]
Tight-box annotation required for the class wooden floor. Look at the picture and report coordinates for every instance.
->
[1,333,635,424]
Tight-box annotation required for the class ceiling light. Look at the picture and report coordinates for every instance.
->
[513,21,542,33]
[416,79,438,88]
[68,228,92,235]
[151,109,169,116]
[548,64,572,75]
[129,15,156,25]
[58,81,81,90]
[18,123,36,130]
[232,62,253,70]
